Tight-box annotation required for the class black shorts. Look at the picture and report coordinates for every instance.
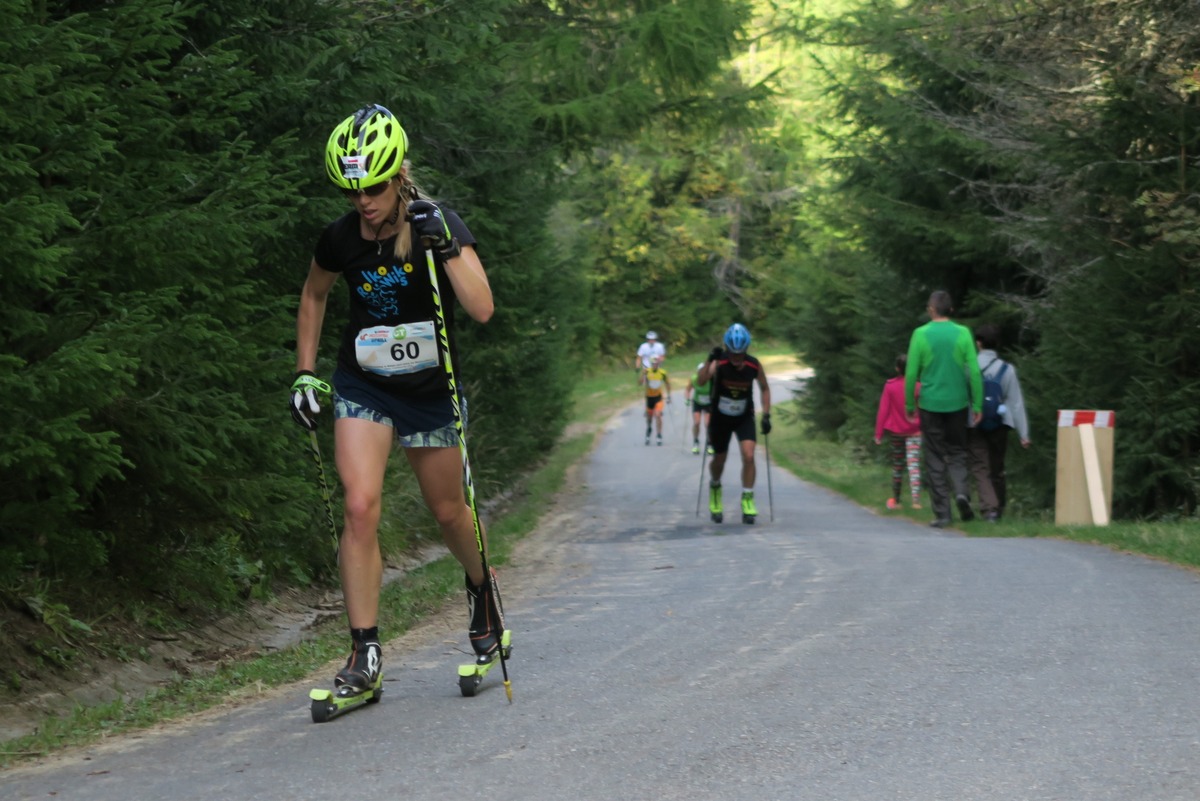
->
[707,413,756,454]
[692,401,711,415]
[645,395,664,411]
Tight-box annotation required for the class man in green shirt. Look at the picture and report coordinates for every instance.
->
[905,290,983,528]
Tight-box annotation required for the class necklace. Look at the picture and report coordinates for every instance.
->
[371,206,402,256]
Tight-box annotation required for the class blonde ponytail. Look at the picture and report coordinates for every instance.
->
[392,167,429,261]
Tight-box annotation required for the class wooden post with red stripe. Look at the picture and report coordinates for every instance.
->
[1055,410,1115,526]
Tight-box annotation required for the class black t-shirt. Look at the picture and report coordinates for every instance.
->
[313,204,476,398]
[711,354,762,419]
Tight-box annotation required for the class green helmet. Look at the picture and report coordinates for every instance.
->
[324,104,409,190]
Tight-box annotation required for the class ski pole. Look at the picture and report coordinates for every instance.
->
[695,428,710,517]
[665,393,673,444]
[765,432,774,522]
[424,247,512,703]
[681,396,689,452]
[306,430,340,556]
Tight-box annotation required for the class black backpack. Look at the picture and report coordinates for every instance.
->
[979,359,1009,431]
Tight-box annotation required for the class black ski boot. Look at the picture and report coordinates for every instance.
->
[466,569,507,665]
[309,628,384,721]
[334,628,383,697]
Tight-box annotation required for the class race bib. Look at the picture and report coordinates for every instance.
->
[355,321,439,376]
[718,396,747,416]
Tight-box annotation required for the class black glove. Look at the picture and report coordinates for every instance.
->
[761,413,772,436]
[406,199,461,260]
[290,371,332,431]
[709,346,723,363]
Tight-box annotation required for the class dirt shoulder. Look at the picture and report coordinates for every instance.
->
[0,433,598,748]
[0,547,443,745]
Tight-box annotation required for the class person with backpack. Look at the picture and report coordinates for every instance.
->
[967,323,1031,521]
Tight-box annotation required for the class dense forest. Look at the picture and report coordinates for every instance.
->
[2,0,1197,643]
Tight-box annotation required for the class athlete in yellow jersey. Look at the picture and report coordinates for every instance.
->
[640,356,672,446]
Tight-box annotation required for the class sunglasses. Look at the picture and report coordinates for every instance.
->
[341,180,392,200]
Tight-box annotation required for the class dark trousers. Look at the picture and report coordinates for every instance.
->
[919,408,971,522]
[968,426,1010,516]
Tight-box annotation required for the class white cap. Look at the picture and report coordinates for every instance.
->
[646,331,658,340]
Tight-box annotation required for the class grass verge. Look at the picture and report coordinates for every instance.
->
[768,400,1200,570]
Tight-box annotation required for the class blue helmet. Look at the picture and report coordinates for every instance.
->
[723,323,751,354]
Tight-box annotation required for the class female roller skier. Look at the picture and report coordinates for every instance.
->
[289,104,506,696]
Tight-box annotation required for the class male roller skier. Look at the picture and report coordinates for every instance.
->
[696,323,771,523]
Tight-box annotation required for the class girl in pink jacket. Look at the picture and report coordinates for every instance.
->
[875,354,922,509]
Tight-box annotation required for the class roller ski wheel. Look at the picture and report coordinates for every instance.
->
[457,629,512,697]
[308,676,383,723]
[742,513,756,525]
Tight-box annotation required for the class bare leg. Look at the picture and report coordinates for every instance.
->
[709,451,727,484]
[739,437,757,489]
[333,417,394,629]
[405,446,486,586]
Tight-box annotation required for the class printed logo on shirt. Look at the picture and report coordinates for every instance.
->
[355,263,410,319]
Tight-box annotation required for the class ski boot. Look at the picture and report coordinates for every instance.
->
[656,433,663,446]
[691,440,700,455]
[741,490,757,525]
[709,481,723,524]
[458,569,513,697]
[309,629,383,722]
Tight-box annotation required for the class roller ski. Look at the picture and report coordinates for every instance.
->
[309,631,383,723]
[709,481,723,524]
[457,570,513,698]
[741,490,757,525]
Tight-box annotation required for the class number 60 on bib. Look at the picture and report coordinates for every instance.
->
[355,321,439,376]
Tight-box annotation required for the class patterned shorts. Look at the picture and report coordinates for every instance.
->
[334,395,460,448]
[332,368,466,449]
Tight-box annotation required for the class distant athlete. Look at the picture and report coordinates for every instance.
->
[685,362,713,454]
[641,356,671,446]
[634,330,666,372]
[696,323,771,523]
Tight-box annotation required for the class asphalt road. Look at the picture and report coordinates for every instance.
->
[6,385,1200,800]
